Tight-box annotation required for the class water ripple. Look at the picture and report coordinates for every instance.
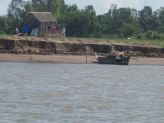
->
[0,63,164,122]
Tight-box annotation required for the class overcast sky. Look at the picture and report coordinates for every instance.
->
[1,0,164,16]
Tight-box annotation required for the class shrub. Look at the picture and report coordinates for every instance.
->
[120,23,135,38]
[102,34,111,39]
[0,31,5,34]
[111,34,118,39]
[146,31,153,39]
[136,34,142,39]
[152,32,158,40]
[90,32,102,38]
[157,27,164,33]
[158,33,164,40]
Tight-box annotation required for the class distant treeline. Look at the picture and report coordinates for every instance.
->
[1,0,164,40]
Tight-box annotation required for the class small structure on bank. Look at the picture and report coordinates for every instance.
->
[22,12,65,37]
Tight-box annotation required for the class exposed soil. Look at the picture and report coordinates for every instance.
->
[0,36,164,58]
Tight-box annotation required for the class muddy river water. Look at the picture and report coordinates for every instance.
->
[0,62,164,122]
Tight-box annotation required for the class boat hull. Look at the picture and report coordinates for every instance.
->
[97,56,130,65]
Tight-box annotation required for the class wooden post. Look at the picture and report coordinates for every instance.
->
[85,46,90,64]
[86,52,87,64]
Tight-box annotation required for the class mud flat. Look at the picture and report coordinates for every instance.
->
[0,54,164,66]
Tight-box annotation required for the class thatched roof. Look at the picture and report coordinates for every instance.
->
[24,12,57,23]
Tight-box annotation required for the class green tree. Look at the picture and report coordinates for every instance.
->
[60,0,67,14]
[148,15,159,31]
[140,6,152,18]
[0,16,8,33]
[139,6,153,32]
[7,0,25,34]
[103,4,120,35]
[97,15,108,34]
[158,7,164,25]
[61,4,81,37]
[58,0,68,25]
[83,5,97,37]
[118,7,132,23]
[47,0,61,17]
[8,0,25,19]
[32,0,46,12]
[32,0,61,17]
[59,4,99,38]
[21,0,33,19]
[131,8,138,19]
[120,23,135,37]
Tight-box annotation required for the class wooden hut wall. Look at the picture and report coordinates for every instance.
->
[43,22,57,27]
[24,14,40,26]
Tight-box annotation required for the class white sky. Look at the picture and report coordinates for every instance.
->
[0,0,164,16]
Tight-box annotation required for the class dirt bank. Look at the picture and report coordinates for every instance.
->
[0,36,164,58]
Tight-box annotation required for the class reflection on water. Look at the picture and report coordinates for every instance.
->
[0,62,164,122]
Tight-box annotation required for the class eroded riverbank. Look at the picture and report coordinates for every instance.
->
[0,36,164,65]
[0,36,164,57]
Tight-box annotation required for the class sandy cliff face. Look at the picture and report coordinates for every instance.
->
[0,38,164,57]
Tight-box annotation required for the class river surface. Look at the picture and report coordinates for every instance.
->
[0,62,164,123]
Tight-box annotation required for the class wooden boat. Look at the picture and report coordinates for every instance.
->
[95,53,130,65]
